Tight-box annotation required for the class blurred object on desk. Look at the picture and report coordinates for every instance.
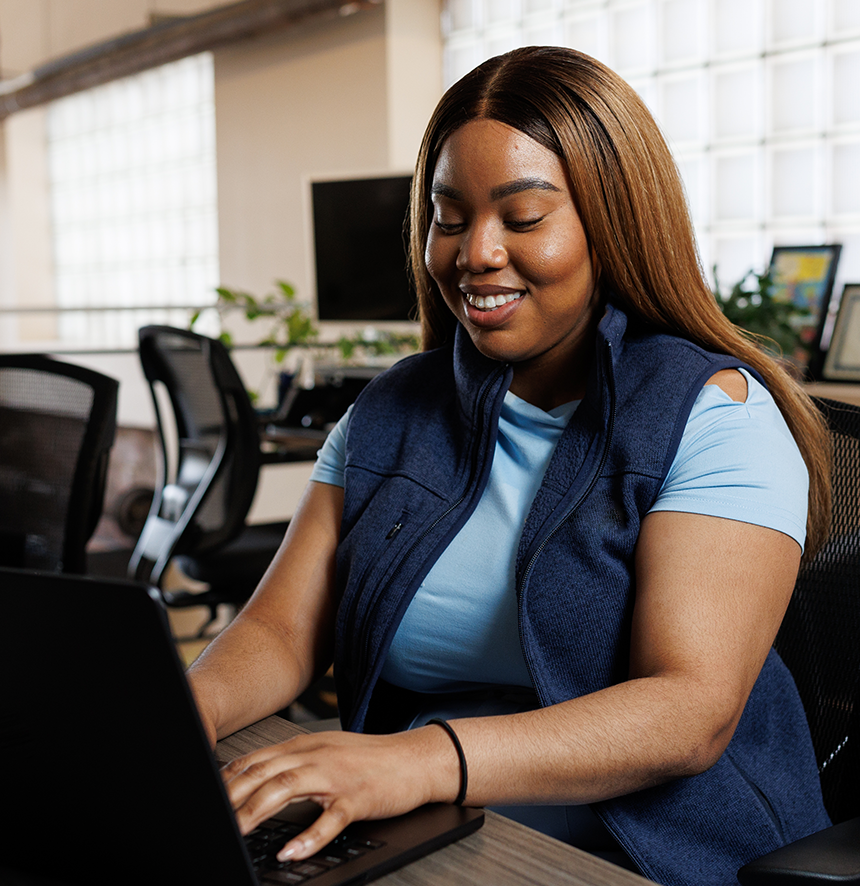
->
[259,364,379,463]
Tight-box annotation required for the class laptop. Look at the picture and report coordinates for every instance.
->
[0,568,483,886]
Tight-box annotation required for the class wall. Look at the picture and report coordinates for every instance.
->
[0,0,442,526]
[0,0,442,427]
[214,8,391,302]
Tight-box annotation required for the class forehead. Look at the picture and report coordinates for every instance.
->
[432,118,569,191]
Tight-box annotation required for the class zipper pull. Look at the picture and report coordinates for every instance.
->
[386,521,403,539]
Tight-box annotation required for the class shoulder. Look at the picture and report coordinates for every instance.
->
[705,368,748,402]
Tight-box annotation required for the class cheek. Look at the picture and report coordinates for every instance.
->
[531,233,594,288]
[425,234,454,288]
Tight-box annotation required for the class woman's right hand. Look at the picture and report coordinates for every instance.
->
[220,725,462,861]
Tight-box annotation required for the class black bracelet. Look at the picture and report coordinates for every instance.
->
[427,717,468,806]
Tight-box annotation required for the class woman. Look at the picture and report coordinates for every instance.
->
[188,47,831,885]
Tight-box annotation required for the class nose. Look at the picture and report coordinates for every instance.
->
[455,220,507,273]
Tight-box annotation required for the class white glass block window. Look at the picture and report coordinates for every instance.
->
[659,73,707,147]
[713,151,760,222]
[444,39,487,85]
[768,53,821,137]
[712,63,763,142]
[445,0,480,33]
[486,28,525,58]
[524,17,565,45]
[830,141,860,218]
[769,143,821,221]
[712,234,764,285]
[485,0,521,25]
[564,11,608,63]
[659,0,706,67]
[440,1,860,290]
[610,2,655,74]
[767,0,823,49]
[711,0,764,58]
[831,47,860,130]
[524,0,560,12]
[47,52,219,350]
[831,0,860,36]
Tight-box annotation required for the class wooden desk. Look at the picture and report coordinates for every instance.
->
[216,717,655,886]
[805,382,860,407]
[259,425,328,464]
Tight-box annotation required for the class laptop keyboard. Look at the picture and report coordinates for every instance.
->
[246,818,385,884]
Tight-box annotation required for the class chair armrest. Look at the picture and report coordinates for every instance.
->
[738,817,860,884]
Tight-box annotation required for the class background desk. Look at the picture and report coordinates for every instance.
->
[805,381,860,407]
[216,716,655,886]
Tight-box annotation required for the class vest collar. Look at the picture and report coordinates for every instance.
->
[450,300,629,417]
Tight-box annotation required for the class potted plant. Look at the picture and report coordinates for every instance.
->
[191,280,420,407]
[194,280,318,359]
[713,266,813,372]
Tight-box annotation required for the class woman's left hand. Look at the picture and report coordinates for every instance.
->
[221,727,460,861]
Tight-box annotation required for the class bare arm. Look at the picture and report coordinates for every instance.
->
[187,480,343,745]
[448,511,800,805]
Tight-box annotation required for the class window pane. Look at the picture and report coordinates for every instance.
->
[770,145,818,219]
[47,53,219,350]
[832,48,860,128]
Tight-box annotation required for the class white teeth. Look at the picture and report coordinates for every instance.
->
[465,291,523,311]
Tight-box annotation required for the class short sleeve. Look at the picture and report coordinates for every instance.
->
[308,405,352,488]
[649,370,808,551]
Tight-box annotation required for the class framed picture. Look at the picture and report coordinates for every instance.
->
[768,244,842,378]
[822,285,860,382]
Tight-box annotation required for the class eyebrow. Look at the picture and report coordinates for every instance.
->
[431,177,561,201]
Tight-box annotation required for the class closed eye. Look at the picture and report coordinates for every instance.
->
[506,217,543,231]
[433,219,465,233]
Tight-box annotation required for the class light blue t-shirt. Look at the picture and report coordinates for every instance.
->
[310,369,808,694]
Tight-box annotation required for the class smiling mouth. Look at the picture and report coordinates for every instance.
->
[464,291,524,311]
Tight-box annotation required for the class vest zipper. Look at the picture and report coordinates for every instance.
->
[350,363,509,727]
[516,340,617,707]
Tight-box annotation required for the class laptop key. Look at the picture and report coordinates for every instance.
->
[291,862,328,876]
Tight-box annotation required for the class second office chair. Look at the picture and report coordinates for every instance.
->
[129,326,290,637]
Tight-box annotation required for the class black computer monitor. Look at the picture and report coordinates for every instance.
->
[310,174,416,323]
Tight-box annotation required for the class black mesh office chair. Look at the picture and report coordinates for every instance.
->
[0,354,118,574]
[128,326,290,637]
[739,397,860,885]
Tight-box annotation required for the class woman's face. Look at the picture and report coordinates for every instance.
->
[425,118,600,408]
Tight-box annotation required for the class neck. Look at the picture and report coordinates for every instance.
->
[508,346,593,411]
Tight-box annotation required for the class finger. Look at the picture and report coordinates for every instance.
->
[221,743,303,807]
[275,802,355,862]
[231,762,312,832]
[221,742,290,784]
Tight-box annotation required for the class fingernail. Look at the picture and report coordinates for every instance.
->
[277,842,298,862]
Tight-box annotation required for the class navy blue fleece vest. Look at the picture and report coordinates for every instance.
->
[333,303,829,886]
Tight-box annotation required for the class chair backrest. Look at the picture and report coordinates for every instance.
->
[129,326,262,587]
[773,397,860,824]
[0,354,118,574]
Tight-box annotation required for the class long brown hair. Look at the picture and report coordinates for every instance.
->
[409,46,831,558]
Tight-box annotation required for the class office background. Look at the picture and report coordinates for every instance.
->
[0,0,858,521]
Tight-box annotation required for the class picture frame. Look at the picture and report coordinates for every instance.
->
[768,244,842,379]
[822,284,860,382]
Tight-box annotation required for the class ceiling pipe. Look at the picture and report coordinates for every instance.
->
[0,0,381,120]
